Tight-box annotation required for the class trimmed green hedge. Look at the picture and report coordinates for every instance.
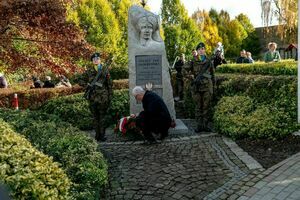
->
[39,93,92,130]
[39,89,129,130]
[213,96,296,140]
[216,60,297,76]
[0,119,71,199]
[0,110,108,199]
[183,74,299,139]
[110,65,128,80]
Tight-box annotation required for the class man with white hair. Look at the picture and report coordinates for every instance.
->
[132,86,172,143]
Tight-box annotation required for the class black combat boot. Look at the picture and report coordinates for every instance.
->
[202,119,213,132]
[195,119,204,133]
[143,131,157,144]
[95,128,107,142]
[194,126,204,133]
[203,126,213,132]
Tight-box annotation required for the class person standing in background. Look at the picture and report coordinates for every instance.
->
[174,53,185,101]
[264,42,281,63]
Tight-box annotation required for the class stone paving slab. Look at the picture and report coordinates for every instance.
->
[93,120,300,200]
[234,152,300,200]
[223,137,263,170]
[99,136,249,200]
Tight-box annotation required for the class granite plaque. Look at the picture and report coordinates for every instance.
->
[152,88,163,97]
[136,55,162,85]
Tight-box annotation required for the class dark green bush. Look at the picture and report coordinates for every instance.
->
[108,89,129,120]
[213,96,254,139]
[0,109,108,199]
[110,65,128,80]
[247,106,294,139]
[183,74,298,139]
[216,60,296,76]
[39,93,92,130]
[112,79,128,90]
[213,96,298,140]
[0,119,71,200]
[39,89,129,130]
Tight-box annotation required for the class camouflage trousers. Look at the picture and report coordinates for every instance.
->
[89,101,109,141]
[175,78,184,99]
[192,90,212,130]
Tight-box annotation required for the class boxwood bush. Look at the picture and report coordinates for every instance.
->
[216,60,296,76]
[109,65,128,80]
[39,93,92,130]
[182,74,298,140]
[39,89,129,130]
[213,96,297,140]
[0,109,108,199]
[0,119,71,200]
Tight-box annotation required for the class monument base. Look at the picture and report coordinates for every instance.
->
[169,119,189,135]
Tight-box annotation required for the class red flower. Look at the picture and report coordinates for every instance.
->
[115,116,140,136]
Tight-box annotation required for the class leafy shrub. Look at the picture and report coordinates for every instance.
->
[213,96,299,140]
[39,93,92,130]
[182,74,298,139]
[110,65,128,80]
[0,119,71,200]
[183,83,195,118]
[108,89,129,121]
[213,96,254,139]
[39,89,129,130]
[112,79,128,90]
[247,106,293,139]
[0,109,108,199]
[216,60,296,76]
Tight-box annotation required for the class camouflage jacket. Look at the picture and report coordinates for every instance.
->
[79,64,113,103]
[184,56,215,92]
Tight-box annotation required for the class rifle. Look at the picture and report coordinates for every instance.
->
[83,57,114,100]
[83,69,103,100]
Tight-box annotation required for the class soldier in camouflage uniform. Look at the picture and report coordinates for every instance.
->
[174,53,185,101]
[80,52,113,141]
[184,42,215,133]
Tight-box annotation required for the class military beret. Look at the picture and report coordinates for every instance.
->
[196,42,205,50]
[91,52,101,61]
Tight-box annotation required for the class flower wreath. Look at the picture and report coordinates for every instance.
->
[115,115,141,136]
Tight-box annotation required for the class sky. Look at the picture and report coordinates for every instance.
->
[147,0,268,28]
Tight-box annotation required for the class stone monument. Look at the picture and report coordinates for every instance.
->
[128,5,175,119]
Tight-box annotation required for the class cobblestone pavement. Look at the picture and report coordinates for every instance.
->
[234,152,300,200]
[100,135,250,200]
[95,120,300,200]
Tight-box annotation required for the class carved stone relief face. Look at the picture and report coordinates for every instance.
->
[138,18,153,41]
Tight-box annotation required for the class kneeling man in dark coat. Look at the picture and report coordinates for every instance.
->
[132,86,172,143]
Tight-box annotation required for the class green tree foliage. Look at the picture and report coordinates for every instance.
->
[236,14,255,33]
[210,10,248,58]
[161,0,203,62]
[209,9,220,25]
[108,0,140,64]
[213,10,231,57]
[67,0,122,62]
[236,14,261,56]
[226,19,247,57]
[191,9,222,55]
